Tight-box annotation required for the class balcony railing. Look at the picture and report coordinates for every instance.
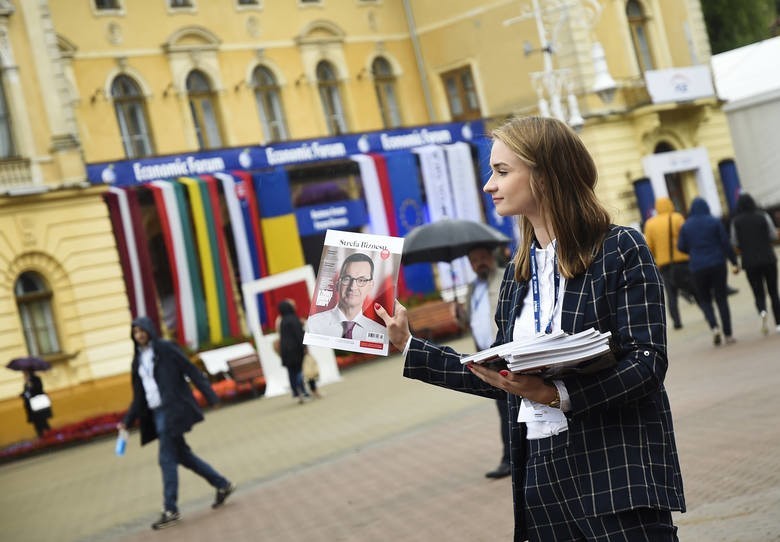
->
[0,157,34,193]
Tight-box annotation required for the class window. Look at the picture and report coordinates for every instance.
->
[316,61,348,135]
[627,0,654,72]
[95,0,120,9]
[372,57,402,128]
[441,66,481,121]
[252,66,288,142]
[237,0,259,4]
[186,70,223,149]
[170,0,193,7]
[15,272,60,356]
[0,72,14,158]
[111,75,155,158]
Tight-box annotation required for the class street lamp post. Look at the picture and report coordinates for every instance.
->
[504,0,616,130]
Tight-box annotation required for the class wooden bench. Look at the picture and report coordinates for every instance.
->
[226,353,264,397]
[406,300,463,341]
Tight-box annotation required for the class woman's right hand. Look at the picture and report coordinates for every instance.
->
[374,300,412,351]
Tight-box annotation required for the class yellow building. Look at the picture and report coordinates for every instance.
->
[0,0,736,446]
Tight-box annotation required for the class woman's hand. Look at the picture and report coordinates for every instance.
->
[466,362,557,404]
[374,300,412,351]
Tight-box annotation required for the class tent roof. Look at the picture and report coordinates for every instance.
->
[710,36,780,103]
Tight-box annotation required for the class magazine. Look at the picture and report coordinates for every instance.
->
[460,328,614,377]
[303,230,404,356]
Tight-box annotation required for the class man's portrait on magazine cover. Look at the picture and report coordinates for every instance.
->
[307,250,397,341]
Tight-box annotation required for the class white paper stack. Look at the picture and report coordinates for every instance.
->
[461,328,612,374]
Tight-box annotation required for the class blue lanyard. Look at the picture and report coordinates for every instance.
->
[530,241,560,334]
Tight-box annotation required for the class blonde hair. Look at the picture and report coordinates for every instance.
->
[491,116,611,281]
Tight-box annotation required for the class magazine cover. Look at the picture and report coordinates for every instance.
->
[303,230,404,356]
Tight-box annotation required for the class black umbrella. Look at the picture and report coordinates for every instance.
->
[402,218,512,264]
[6,356,51,372]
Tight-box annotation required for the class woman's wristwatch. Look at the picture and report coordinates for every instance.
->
[545,380,561,408]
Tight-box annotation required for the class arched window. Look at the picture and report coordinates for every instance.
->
[316,61,348,135]
[372,57,402,128]
[627,0,655,72]
[186,70,223,149]
[111,75,155,158]
[0,70,15,159]
[252,66,288,142]
[15,272,61,356]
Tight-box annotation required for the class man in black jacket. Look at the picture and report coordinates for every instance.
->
[118,316,235,530]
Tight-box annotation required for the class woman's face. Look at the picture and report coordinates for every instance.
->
[484,139,539,219]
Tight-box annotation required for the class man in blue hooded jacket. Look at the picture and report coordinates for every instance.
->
[118,316,235,530]
[678,197,739,345]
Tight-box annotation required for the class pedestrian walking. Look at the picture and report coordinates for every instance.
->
[118,316,235,530]
[730,192,780,334]
[277,299,311,403]
[376,116,685,541]
[20,370,52,438]
[678,197,740,345]
[643,196,693,329]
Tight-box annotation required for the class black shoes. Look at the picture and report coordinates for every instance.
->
[212,482,236,509]
[151,510,180,530]
[485,463,511,479]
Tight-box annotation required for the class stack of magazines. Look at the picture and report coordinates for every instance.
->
[460,328,614,377]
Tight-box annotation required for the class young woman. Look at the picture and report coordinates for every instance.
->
[376,117,685,541]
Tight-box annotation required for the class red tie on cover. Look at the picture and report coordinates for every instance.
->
[342,321,356,339]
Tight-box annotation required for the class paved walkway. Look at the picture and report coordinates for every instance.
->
[2,274,780,542]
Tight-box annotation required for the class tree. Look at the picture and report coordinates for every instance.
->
[701,0,778,53]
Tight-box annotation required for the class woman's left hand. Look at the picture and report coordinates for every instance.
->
[466,362,557,404]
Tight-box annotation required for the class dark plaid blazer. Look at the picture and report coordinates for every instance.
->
[404,225,686,540]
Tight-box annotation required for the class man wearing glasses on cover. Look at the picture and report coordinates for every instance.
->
[307,252,387,340]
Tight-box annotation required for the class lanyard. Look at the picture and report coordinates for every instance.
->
[530,241,560,334]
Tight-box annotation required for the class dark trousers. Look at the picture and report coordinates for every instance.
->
[658,265,682,327]
[153,409,228,513]
[692,263,733,337]
[745,262,780,324]
[496,398,510,466]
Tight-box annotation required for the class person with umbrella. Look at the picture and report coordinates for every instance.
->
[375,116,684,541]
[21,369,52,438]
[7,356,53,438]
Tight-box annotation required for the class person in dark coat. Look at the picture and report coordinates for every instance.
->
[678,197,739,345]
[21,370,51,438]
[730,192,780,334]
[118,316,235,530]
[277,299,309,403]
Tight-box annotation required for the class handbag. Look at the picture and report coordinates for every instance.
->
[302,352,319,381]
[29,393,51,412]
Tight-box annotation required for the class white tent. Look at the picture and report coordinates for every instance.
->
[711,36,780,102]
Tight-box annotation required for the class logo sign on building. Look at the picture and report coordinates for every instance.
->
[644,65,715,104]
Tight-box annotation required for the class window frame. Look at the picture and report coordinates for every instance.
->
[0,70,16,159]
[111,75,155,159]
[372,56,402,128]
[441,65,481,121]
[627,0,655,72]
[186,70,224,150]
[252,65,289,142]
[15,272,61,357]
[316,61,348,135]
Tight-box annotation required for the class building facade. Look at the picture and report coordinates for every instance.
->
[0,0,736,445]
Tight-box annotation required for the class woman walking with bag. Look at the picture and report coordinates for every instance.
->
[730,193,780,334]
[21,369,51,438]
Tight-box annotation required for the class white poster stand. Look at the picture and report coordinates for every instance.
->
[242,266,341,398]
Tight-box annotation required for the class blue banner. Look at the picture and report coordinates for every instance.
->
[86,120,486,187]
[295,199,369,237]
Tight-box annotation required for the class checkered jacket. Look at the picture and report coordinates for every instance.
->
[404,225,686,539]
